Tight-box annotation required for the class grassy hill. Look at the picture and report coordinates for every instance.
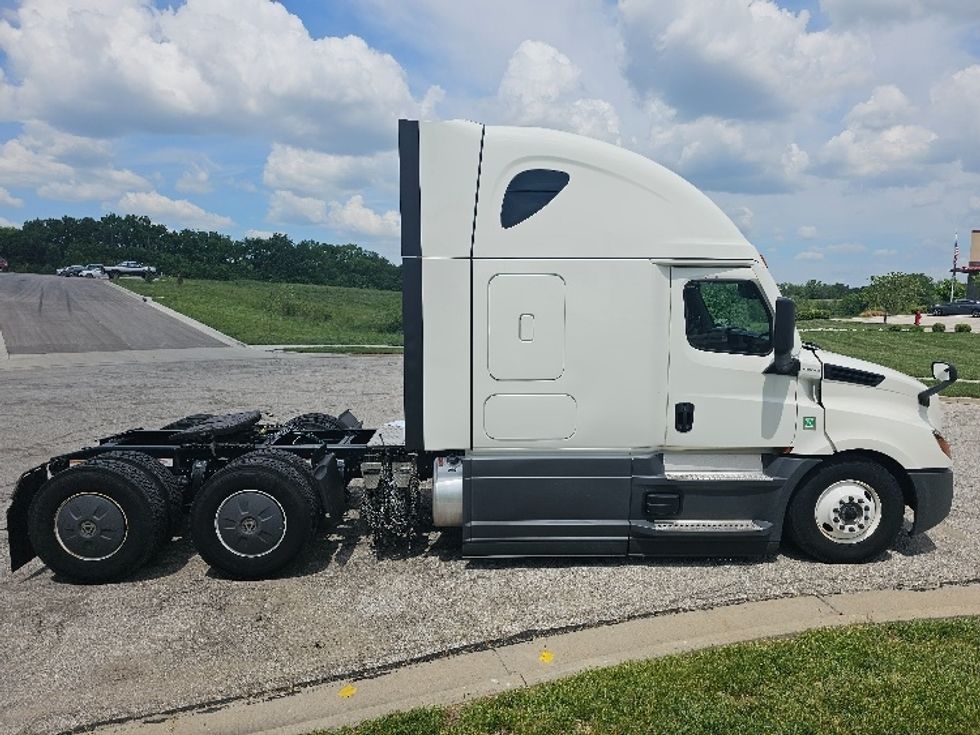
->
[119,278,402,346]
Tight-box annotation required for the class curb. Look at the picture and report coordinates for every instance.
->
[101,582,980,735]
[105,280,246,348]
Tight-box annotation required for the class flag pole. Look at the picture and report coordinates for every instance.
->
[951,231,958,302]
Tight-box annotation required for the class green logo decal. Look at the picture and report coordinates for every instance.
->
[802,416,817,431]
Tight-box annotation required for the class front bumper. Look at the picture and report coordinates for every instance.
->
[908,468,954,535]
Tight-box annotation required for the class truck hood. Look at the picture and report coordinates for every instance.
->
[816,349,926,397]
[815,349,944,431]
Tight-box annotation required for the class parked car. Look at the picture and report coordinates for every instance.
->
[104,261,157,280]
[79,263,108,278]
[56,264,85,277]
[0,256,8,272]
[930,298,980,317]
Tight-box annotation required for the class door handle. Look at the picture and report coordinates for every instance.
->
[675,402,695,433]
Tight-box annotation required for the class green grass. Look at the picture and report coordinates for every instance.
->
[799,323,980,381]
[322,617,980,735]
[119,278,402,346]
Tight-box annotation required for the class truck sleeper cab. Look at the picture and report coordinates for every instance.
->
[403,118,954,564]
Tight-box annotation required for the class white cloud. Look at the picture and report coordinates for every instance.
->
[39,168,151,202]
[797,225,817,240]
[873,248,899,257]
[267,190,328,225]
[970,196,980,211]
[727,205,754,234]
[497,40,620,142]
[795,249,824,261]
[176,164,211,194]
[117,191,232,230]
[244,229,276,239]
[0,216,17,227]
[0,137,74,188]
[263,144,396,199]
[0,0,429,151]
[620,0,872,120]
[0,186,23,207]
[820,0,980,26]
[327,195,400,238]
[0,125,151,200]
[822,124,938,178]
[845,85,914,130]
[824,242,867,254]
[648,111,808,193]
[930,65,980,171]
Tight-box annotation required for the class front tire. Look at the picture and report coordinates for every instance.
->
[190,454,317,579]
[785,460,904,563]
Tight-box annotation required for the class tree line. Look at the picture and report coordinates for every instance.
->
[0,214,401,290]
[779,274,969,319]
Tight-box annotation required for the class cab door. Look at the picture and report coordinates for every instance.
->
[665,267,797,449]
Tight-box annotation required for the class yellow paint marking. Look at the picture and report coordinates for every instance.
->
[539,650,554,664]
[338,684,357,699]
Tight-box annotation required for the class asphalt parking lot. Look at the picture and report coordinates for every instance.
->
[0,274,224,354]
[1,354,978,735]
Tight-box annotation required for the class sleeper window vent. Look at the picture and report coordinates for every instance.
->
[500,169,570,229]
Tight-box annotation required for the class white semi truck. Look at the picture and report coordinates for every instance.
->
[6,119,956,583]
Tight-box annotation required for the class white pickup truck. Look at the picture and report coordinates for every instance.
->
[104,260,157,279]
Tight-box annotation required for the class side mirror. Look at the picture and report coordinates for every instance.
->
[765,297,800,376]
[932,361,953,382]
[919,361,958,406]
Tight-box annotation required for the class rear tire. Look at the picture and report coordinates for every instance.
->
[190,454,318,579]
[284,412,346,431]
[89,451,184,537]
[27,460,168,582]
[785,459,904,563]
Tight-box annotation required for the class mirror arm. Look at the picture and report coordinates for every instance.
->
[918,363,958,406]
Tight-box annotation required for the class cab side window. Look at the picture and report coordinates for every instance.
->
[683,280,772,356]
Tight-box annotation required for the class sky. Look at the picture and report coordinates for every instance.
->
[1,0,979,285]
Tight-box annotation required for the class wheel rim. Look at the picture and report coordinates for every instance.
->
[814,479,882,544]
[214,490,287,558]
[54,493,128,561]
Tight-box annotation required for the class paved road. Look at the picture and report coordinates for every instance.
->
[0,274,224,354]
[0,355,977,735]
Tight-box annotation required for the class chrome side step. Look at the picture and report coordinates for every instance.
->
[663,471,772,482]
[649,519,769,533]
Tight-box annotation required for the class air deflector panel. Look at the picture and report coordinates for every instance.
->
[500,169,569,228]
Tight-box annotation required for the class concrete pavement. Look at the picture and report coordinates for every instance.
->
[102,582,980,735]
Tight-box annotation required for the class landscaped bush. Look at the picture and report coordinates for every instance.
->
[796,307,831,321]
[909,325,925,333]
[955,323,972,333]
[887,324,903,332]
[932,322,947,333]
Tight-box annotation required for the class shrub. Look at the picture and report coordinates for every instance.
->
[932,322,946,333]
[860,309,886,318]
[955,323,972,333]
[909,325,924,333]
[887,324,903,332]
[796,307,831,321]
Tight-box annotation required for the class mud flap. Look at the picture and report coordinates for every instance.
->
[7,465,48,571]
[313,453,345,524]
